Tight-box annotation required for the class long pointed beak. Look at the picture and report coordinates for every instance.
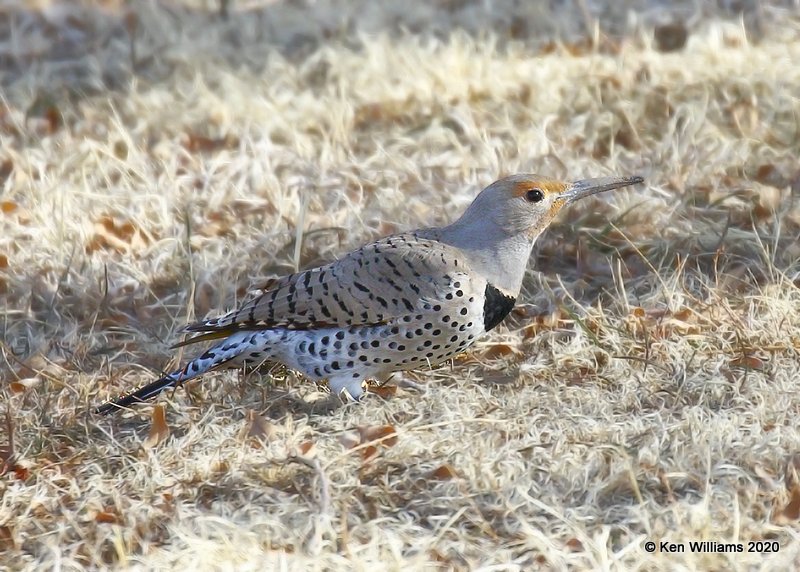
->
[560,175,644,203]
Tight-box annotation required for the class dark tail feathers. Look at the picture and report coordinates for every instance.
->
[94,371,184,415]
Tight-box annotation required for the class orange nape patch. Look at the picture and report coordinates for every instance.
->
[510,178,569,198]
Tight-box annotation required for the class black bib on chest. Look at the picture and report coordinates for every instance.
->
[483,283,516,331]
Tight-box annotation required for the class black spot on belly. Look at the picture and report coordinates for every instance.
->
[483,283,516,331]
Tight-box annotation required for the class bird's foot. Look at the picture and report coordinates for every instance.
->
[329,378,368,402]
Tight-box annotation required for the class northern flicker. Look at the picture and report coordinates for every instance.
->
[95,173,643,414]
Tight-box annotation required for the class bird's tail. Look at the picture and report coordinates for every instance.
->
[94,370,190,415]
[94,330,263,415]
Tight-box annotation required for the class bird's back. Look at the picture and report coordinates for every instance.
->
[184,231,487,337]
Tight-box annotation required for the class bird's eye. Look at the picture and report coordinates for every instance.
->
[525,189,544,203]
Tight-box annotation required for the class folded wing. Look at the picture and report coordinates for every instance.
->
[181,232,472,340]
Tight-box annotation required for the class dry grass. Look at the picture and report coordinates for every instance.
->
[3,0,800,569]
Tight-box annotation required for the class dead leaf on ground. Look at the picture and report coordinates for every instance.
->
[342,425,399,462]
[654,21,689,52]
[481,344,521,360]
[25,93,62,134]
[430,464,458,480]
[754,163,790,189]
[181,132,239,153]
[753,185,783,220]
[338,431,360,450]
[0,525,13,550]
[143,405,170,449]
[773,456,800,523]
[12,465,29,481]
[8,377,40,394]
[86,214,154,255]
[565,537,584,551]
[784,454,800,490]
[0,160,12,184]
[368,384,397,398]
[357,425,398,447]
[729,355,765,370]
[775,486,800,523]
[479,370,518,385]
[361,445,379,462]
[94,509,121,525]
[243,409,278,446]
[521,309,568,338]
[296,440,316,459]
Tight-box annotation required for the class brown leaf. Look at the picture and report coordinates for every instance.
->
[297,441,316,458]
[430,464,457,480]
[785,454,800,490]
[0,160,12,184]
[479,371,518,386]
[539,41,558,55]
[357,425,398,448]
[730,355,765,370]
[565,537,584,551]
[481,344,521,360]
[86,214,153,255]
[369,384,397,398]
[182,133,238,153]
[361,445,378,462]
[564,39,592,56]
[11,354,46,379]
[8,382,25,394]
[754,186,783,220]
[95,510,120,524]
[13,465,29,481]
[26,94,63,134]
[0,201,16,214]
[338,432,360,450]
[776,486,800,523]
[0,525,13,550]
[654,21,688,52]
[522,310,566,339]
[245,410,277,444]
[772,456,800,523]
[113,140,128,160]
[756,163,777,182]
[211,460,230,475]
[8,377,39,394]
[143,405,170,449]
[44,105,62,133]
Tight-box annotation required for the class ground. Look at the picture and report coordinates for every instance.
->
[2,0,800,570]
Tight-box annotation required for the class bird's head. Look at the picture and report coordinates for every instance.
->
[469,173,644,240]
[438,172,644,294]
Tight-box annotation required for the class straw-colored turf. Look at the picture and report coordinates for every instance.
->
[2,1,800,569]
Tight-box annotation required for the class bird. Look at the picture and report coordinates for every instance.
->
[95,173,643,415]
